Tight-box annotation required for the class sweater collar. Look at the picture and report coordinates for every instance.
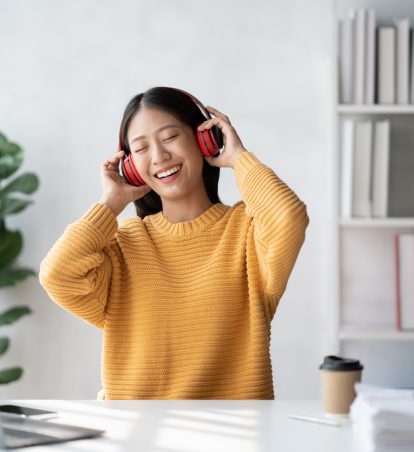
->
[146,203,229,237]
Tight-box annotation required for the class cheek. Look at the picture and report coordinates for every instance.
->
[186,157,205,181]
[131,154,149,178]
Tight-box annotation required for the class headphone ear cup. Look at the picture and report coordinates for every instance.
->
[121,155,146,186]
[119,130,146,186]
[211,125,224,149]
[196,126,223,157]
[121,155,137,185]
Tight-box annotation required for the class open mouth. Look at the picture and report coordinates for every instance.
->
[155,164,183,181]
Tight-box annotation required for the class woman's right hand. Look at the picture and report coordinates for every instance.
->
[98,147,152,216]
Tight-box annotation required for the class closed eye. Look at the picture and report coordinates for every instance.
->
[164,134,178,142]
[134,135,178,153]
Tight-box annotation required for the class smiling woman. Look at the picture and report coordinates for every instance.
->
[118,87,223,222]
[38,86,309,400]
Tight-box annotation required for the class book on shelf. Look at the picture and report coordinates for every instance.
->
[339,10,353,104]
[395,18,410,104]
[353,8,366,104]
[394,233,414,330]
[353,120,372,217]
[365,9,376,104]
[372,120,390,217]
[411,30,414,103]
[340,119,390,219]
[340,119,354,218]
[378,27,395,104]
[338,8,414,105]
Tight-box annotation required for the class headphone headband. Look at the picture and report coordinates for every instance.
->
[171,88,213,121]
[119,87,211,150]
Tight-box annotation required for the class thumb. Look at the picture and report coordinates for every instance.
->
[132,184,152,198]
[204,155,216,166]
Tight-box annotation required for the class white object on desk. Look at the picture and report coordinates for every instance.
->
[350,383,414,451]
[289,414,341,427]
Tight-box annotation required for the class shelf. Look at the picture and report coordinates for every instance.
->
[337,105,414,114]
[330,3,414,357]
[339,218,414,228]
[340,328,414,341]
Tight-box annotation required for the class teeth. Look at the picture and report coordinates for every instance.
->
[156,164,182,179]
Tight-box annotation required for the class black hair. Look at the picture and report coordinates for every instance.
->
[119,86,222,219]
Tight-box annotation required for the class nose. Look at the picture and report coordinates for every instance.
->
[151,141,171,166]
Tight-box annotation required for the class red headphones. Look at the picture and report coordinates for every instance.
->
[119,88,224,186]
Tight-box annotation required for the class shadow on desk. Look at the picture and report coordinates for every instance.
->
[7,400,361,452]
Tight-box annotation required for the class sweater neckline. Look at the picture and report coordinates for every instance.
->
[146,203,229,237]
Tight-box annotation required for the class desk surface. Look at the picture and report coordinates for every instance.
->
[6,400,365,452]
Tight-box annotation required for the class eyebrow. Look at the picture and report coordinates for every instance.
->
[130,124,181,144]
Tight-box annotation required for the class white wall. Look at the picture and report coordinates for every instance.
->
[0,0,333,399]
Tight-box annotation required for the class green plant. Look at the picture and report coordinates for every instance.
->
[0,131,39,384]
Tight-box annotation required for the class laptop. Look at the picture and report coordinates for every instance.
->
[0,412,105,449]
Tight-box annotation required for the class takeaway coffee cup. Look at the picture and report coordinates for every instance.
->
[319,355,363,416]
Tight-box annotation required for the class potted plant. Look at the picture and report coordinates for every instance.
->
[0,131,39,384]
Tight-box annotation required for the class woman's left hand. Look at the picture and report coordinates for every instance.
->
[197,106,247,169]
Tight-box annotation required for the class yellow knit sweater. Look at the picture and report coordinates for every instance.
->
[39,151,309,400]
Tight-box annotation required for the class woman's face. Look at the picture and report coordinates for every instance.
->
[126,106,205,201]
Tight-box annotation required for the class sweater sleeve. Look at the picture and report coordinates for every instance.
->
[234,151,309,319]
[39,203,119,329]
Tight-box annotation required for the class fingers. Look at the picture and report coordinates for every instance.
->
[114,150,125,160]
[197,116,229,132]
[197,105,232,132]
[204,154,220,167]
[205,106,231,124]
[103,150,125,171]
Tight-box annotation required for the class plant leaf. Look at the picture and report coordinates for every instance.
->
[0,132,23,180]
[0,337,9,356]
[0,267,37,288]
[0,173,39,197]
[0,307,31,326]
[0,367,23,384]
[0,229,22,268]
[0,198,33,219]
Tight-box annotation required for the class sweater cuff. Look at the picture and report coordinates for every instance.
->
[81,203,118,243]
[234,151,262,188]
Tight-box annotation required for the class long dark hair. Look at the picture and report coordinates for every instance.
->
[119,86,222,219]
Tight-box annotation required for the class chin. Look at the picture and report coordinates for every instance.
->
[160,187,193,201]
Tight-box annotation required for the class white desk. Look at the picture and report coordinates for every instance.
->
[6,400,366,451]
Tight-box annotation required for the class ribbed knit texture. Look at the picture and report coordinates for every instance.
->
[39,151,309,400]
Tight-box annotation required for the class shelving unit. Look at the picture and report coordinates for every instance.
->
[340,218,414,228]
[328,1,414,359]
[339,328,414,341]
[337,105,414,114]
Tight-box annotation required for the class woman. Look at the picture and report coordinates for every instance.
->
[39,86,309,400]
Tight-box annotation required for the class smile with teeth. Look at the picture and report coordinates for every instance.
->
[155,164,183,179]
